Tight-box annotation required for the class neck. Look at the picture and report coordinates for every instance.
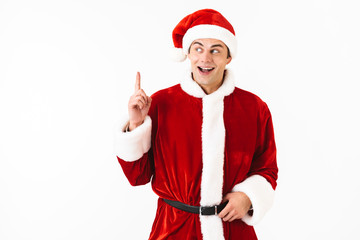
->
[181,68,235,99]
[191,72,226,95]
[200,80,224,95]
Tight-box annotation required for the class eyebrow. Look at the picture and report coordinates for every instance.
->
[192,42,204,47]
[192,42,225,48]
[210,44,225,48]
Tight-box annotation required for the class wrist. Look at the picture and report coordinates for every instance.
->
[129,121,143,131]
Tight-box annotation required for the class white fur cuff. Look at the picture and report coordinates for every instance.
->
[231,175,275,226]
[114,116,152,162]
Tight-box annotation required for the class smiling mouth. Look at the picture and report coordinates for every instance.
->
[198,67,215,73]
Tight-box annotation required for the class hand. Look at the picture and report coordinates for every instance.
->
[128,72,152,131]
[218,192,252,222]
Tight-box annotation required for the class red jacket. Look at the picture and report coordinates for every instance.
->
[115,69,278,240]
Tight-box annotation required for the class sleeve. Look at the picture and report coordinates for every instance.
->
[114,115,154,186]
[232,104,278,225]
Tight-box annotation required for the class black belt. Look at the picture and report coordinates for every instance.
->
[163,198,228,216]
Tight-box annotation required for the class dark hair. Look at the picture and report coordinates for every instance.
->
[226,46,231,58]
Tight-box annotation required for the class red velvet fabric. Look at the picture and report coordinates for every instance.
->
[118,84,277,239]
[172,9,235,49]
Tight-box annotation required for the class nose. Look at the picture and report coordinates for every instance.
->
[200,51,212,63]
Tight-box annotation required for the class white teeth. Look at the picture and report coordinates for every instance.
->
[199,67,214,72]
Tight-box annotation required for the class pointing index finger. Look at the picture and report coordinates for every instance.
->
[135,72,141,92]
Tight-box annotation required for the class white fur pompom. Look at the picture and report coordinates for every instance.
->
[170,47,187,62]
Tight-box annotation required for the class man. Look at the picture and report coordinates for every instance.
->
[115,9,278,240]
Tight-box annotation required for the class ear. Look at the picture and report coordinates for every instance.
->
[187,53,191,61]
[226,56,232,65]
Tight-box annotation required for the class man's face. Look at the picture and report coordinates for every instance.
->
[187,38,232,94]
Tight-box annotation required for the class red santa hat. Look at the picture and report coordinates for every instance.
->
[172,9,237,61]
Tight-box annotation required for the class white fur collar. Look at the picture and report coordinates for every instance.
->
[179,68,235,240]
[180,68,235,99]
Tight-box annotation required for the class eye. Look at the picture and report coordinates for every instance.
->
[195,47,202,53]
[211,49,220,54]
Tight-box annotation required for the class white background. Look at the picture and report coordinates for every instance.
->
[1,0,359,239]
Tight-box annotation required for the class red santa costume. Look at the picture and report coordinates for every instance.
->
[115,9,278,240]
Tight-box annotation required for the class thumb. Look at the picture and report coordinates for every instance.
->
[222,193,231,202]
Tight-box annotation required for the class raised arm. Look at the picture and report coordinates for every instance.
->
[115,72,154,186]
[128,72,152,131]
